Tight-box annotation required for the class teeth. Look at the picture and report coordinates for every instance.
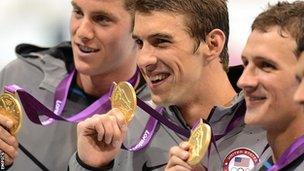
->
[78,45,98,53]
[249,97,266,100]
[150,74,167,82]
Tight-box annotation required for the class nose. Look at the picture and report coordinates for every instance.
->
[137,44,158,71]
[77,18,95,42]
[294,82,304,105]
[237,65,258,91]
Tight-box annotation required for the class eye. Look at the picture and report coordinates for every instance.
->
[153,38,171,48]
[72,7,83,19]
[295,74,302,83]
[259,61,276,72]
[72,8,83,19]
[92,15,111,25]
[135,39,143,49]
[241,57,248,67]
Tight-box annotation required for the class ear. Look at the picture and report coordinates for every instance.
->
[204,29,226,60]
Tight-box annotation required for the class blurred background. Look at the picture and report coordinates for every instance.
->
[0,0,298,69]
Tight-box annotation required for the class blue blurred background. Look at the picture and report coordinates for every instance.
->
[0,0,297,69]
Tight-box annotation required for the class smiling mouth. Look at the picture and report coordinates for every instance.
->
[245,96,267,107]
[149,73,170,84]
[77,44,99,53]
[248,97,267,101]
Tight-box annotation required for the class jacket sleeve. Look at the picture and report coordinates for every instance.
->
[68,152,114,171]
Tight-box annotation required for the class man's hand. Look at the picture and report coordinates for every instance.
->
[0,115,19,167]
[77,108,127,168]
[166,142,192,171]
[166,142,206,171]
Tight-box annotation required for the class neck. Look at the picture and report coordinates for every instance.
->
[76,66,137,97]
[267,115,304,162]
[180,61,236,128]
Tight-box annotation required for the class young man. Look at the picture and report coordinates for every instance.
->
[70,0,267,170]
[237,1,304,170]
[0,0,148,170]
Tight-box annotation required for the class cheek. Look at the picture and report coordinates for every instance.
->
[182,64,201,85]
[70,18,77,35]
[170,58,190,77]
[100,31,126,53]
[263,75,294,98]
[182,56,202,77]
[113,33,134,52]
[278,79,298,101]
[267,81,299,119]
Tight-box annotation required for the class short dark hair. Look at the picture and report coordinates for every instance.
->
[124,0,135,14]
[297,18,304,55]
[131,0,230,71]
[252,1,304,57]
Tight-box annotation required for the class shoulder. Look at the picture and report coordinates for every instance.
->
[0,42,73,92]
[14,42,73,70]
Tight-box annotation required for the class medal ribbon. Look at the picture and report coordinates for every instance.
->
[122,101,190,152]
[268,135,304,171]
[123,108,160,152]
[206,100,245,163]
[5,67,190,151]
[137,99,190,138]
[212,100,246,141]
[4,68,139,125]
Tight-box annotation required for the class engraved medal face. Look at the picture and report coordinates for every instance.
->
[187,122,211,166]
[111,82,137,124]
[0,93,22,134]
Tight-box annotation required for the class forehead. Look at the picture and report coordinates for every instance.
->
[242,27,297,65]
[133,11,188,38]
[72,0,125,11]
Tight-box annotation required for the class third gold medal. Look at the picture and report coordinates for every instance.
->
[187,119,211,166]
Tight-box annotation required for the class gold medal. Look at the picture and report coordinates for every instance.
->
[187,121,211,166]
[111,82,137,124]
[0,92,23,135]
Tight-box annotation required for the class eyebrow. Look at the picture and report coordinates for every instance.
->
[241,55,277,65]
[71,1,118,21]
[149,33,173,40]
[132,33,173,40]
[255,56,277,65]
[71,1,79,9]
[132,34,139,40]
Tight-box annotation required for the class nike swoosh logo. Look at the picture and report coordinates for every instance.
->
[142,161,167,171]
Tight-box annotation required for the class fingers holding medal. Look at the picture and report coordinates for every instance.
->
[110,82,211,167]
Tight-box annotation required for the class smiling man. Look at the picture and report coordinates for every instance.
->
[132,0,268,170]
[237,1,304,170]
[0,0,148,170]
[71,0,267,170]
